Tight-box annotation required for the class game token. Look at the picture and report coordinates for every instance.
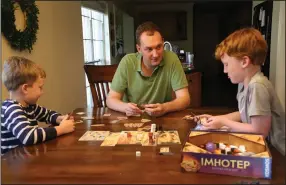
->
[206,142,216,152]
[219,143,226,150]
[151,123,156,133]
[239,145,246,152]
[136,151,141,157]
[213,149,221,154]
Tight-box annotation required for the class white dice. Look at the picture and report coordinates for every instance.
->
[136,151,141,157]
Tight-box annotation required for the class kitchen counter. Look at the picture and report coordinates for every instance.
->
[184,68,199,74]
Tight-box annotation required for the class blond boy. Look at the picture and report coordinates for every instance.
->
[198,28,285,155]
[1,56,75,154]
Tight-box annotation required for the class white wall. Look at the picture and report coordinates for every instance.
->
[133,3,194,53]
[1,1,86,114]
[251,1,285,111]
[270,1,285,111]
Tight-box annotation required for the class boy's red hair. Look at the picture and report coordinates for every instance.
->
[215,28,267,65]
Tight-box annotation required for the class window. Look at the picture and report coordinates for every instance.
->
[81,6,110,107]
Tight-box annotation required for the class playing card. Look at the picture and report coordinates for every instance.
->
[81,116,95,120]
[141,119,151,123]
[182,115,194,120]
[117,131,142,145]
[75,120,83,124]
[141,132,157,146]
[117,116,128,120]
[159,147,173,155]
[110,120,120,124]
[90,124,105,127]
[79,131,110,141]
[131,114,141,117]
[100,133,120,146]
[157,131,181,145]
[137,125,151,131]
[76,112,85,115]
[160,147,170,153]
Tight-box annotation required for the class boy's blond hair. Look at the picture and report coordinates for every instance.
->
[2,56,46,91]
[215,28,267,65]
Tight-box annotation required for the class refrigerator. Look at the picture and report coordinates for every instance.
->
[252,0,273,79]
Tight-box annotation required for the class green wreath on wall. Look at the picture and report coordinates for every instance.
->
[1,0,39,53]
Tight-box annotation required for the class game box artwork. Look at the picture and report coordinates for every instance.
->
[181,130,272,179]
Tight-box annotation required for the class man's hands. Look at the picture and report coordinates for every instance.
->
[124,103,143,116]
[123,103,166,117]
[144,103,166,117]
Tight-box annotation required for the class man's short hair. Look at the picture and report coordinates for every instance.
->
[135,21,163,45]
[215,27,268,65]
[2,56,46,91]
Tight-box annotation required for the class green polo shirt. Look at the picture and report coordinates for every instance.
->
[110,51,188,104]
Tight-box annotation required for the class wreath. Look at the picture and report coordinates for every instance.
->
[1,0,39,53]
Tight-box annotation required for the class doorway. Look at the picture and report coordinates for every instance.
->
[193,1,252,108]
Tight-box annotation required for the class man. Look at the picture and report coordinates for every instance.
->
[106,21,190,117]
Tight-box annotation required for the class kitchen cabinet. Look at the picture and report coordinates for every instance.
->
[172,71,202,108]
[186,72,201,108]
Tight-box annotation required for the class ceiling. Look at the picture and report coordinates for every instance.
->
[108,0,249,17]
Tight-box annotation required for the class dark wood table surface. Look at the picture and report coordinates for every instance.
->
[1,107,285,184]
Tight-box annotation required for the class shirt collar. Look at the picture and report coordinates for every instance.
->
[135,52,166,72]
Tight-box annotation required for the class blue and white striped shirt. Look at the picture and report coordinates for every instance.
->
[1,100,60,154]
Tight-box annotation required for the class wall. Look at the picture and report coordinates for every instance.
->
[1,1,86,114]
[252,1,285,111]
[123,12,135,54]
[270,1,285,111]
[252,1,264,23]
[133,3,194,53]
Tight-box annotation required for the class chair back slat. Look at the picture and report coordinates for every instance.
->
[105,82,110,93]
[84,64,118,107]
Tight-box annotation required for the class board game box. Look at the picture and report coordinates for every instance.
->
[180,130,272,179]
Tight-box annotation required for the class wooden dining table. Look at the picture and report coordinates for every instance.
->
[1,107,285,184]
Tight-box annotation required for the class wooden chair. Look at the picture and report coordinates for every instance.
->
[84,64,118,107]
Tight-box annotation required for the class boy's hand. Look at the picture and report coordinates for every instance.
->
[194,114,212,122]
[57,114,74,124]
[56,116,75,135]
[202,116,226,129]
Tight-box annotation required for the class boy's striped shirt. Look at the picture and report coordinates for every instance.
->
[1,100,60,154]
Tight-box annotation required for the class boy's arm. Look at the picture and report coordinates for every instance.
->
[205,115,271,137]
[4,105,73,145]
[34,105,60,126]
[4,105,57,145]
[223,115,271,137]
[223,111,241,122]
